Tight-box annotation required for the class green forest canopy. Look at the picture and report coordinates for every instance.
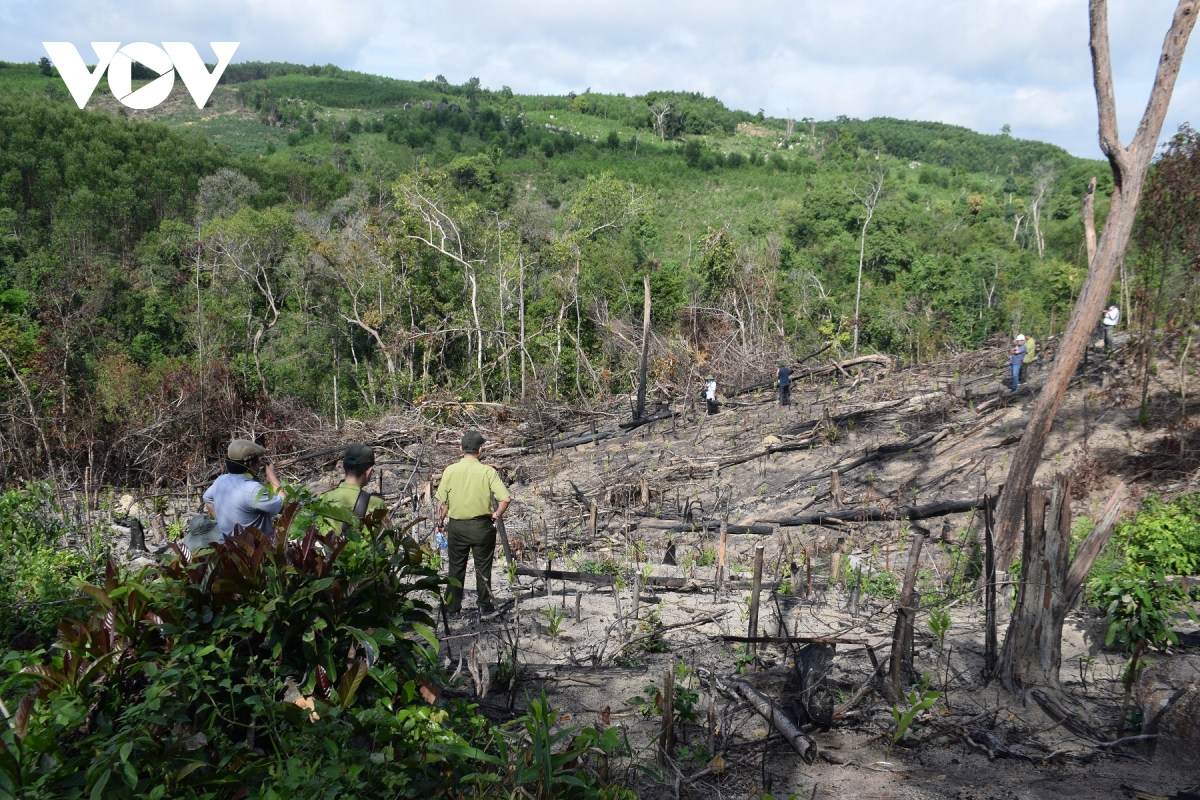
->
[0,60,1147,485]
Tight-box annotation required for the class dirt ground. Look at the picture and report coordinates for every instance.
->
[119,335,1200,798]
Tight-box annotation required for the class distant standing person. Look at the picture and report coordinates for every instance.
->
[1020,334,1037,382]
[777,360,792,407]
[1102,304,1120,351]
[1009,335,1027,392]
[321,444,388,530]
[704,376,719,415]
[434,431,511,614]
[203,439,283,538]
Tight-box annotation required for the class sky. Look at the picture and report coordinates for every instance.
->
[3,0,1197,159]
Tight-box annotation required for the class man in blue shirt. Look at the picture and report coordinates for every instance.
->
[777,360,792,407]
[1010,336,1027,392]
[203,439,283,538]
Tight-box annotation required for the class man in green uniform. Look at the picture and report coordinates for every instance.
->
[321,444,388,528]
[434,431,510,614]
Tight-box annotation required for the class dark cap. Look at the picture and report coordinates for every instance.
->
[228,439,266,461]
[344,444,375,467]
[461,430,485,451]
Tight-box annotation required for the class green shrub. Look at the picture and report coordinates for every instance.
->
[0,484,94,645]
[0,501,634,798]
[1088,493,1200,652]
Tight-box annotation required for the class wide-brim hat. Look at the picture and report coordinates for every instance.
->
[228,439,266,460]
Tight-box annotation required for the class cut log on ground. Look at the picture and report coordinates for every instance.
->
[513,567,779,592]
[718,437,819,469]
[730,679,817,764]
[783,398,907,437]
[774,496,989,528]
[788,429,951,486]
[721,635,867,646]
[619,410,677,431]
[665,521,773,534]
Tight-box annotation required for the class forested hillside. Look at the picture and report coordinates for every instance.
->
[2,60,1194,487]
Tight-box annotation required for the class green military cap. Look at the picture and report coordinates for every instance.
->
[344,444,375,466]
[228,439,266,460]
[461,430,486,451]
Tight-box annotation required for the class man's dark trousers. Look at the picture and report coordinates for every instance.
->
[779,384,790,406]
[446,517,496,612]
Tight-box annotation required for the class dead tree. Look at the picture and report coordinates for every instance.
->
[635,275,651,420]
[850,164,885,355]
[997,477,1071,698]
[993,0,1197,567]
[997,476,1125,698]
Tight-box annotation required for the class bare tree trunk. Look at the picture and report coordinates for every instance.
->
[993,0,1197,566]
[636,275,651,419]
[889,533,924,700]
[851,167,885,355]
[519,253,527,401]
[469,271,486,403]
[1081,176,1098,265]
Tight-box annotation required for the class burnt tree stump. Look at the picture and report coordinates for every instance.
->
[997,474,1071,698]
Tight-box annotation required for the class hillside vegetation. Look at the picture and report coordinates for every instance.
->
[1,61,1194,488]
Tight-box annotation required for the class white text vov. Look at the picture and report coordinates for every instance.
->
[41,42,239,110]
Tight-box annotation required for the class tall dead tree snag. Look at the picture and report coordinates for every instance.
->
[993,0,1197,567]
[635,275,651,420]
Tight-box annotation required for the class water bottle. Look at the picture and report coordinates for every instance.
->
[433,530,447,552]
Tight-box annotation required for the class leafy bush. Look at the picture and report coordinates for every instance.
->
[0,502,633,798]
[0,484,94,645]
[860,570,899,600]
[1088,493,1200,651]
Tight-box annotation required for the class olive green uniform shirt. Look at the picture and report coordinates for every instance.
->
[435,458,510,519]
[321,481,388,516]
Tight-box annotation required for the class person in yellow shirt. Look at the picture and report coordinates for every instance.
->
[434,431,510,613]
[320,444,388,530]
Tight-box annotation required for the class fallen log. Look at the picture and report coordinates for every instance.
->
[513,567,777,592]
[720,635,867,646]
[783,398,907,437]
[776,495,990,528]
[730,680,817,763]
[787,429,951,488]
[718,437,819,469]
[665,521,773,534]
[516,567,614,585]
[492,428,618,456]
[619,410,677,430]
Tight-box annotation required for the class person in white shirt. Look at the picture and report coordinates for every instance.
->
[704,376,719,415]
[1102,304,1120,351]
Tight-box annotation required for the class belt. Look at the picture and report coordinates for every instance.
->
[450,514,494,521]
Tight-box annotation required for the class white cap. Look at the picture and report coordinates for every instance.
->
[1015,334,1026,342]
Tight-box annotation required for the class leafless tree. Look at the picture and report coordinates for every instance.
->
[992,0,1197,567]
[1028,164,1055,258]
[649,102,671,141]
[849,164,886,354]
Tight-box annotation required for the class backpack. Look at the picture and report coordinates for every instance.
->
[341,489,374,533]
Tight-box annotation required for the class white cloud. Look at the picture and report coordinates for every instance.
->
[4,0,1196,157]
